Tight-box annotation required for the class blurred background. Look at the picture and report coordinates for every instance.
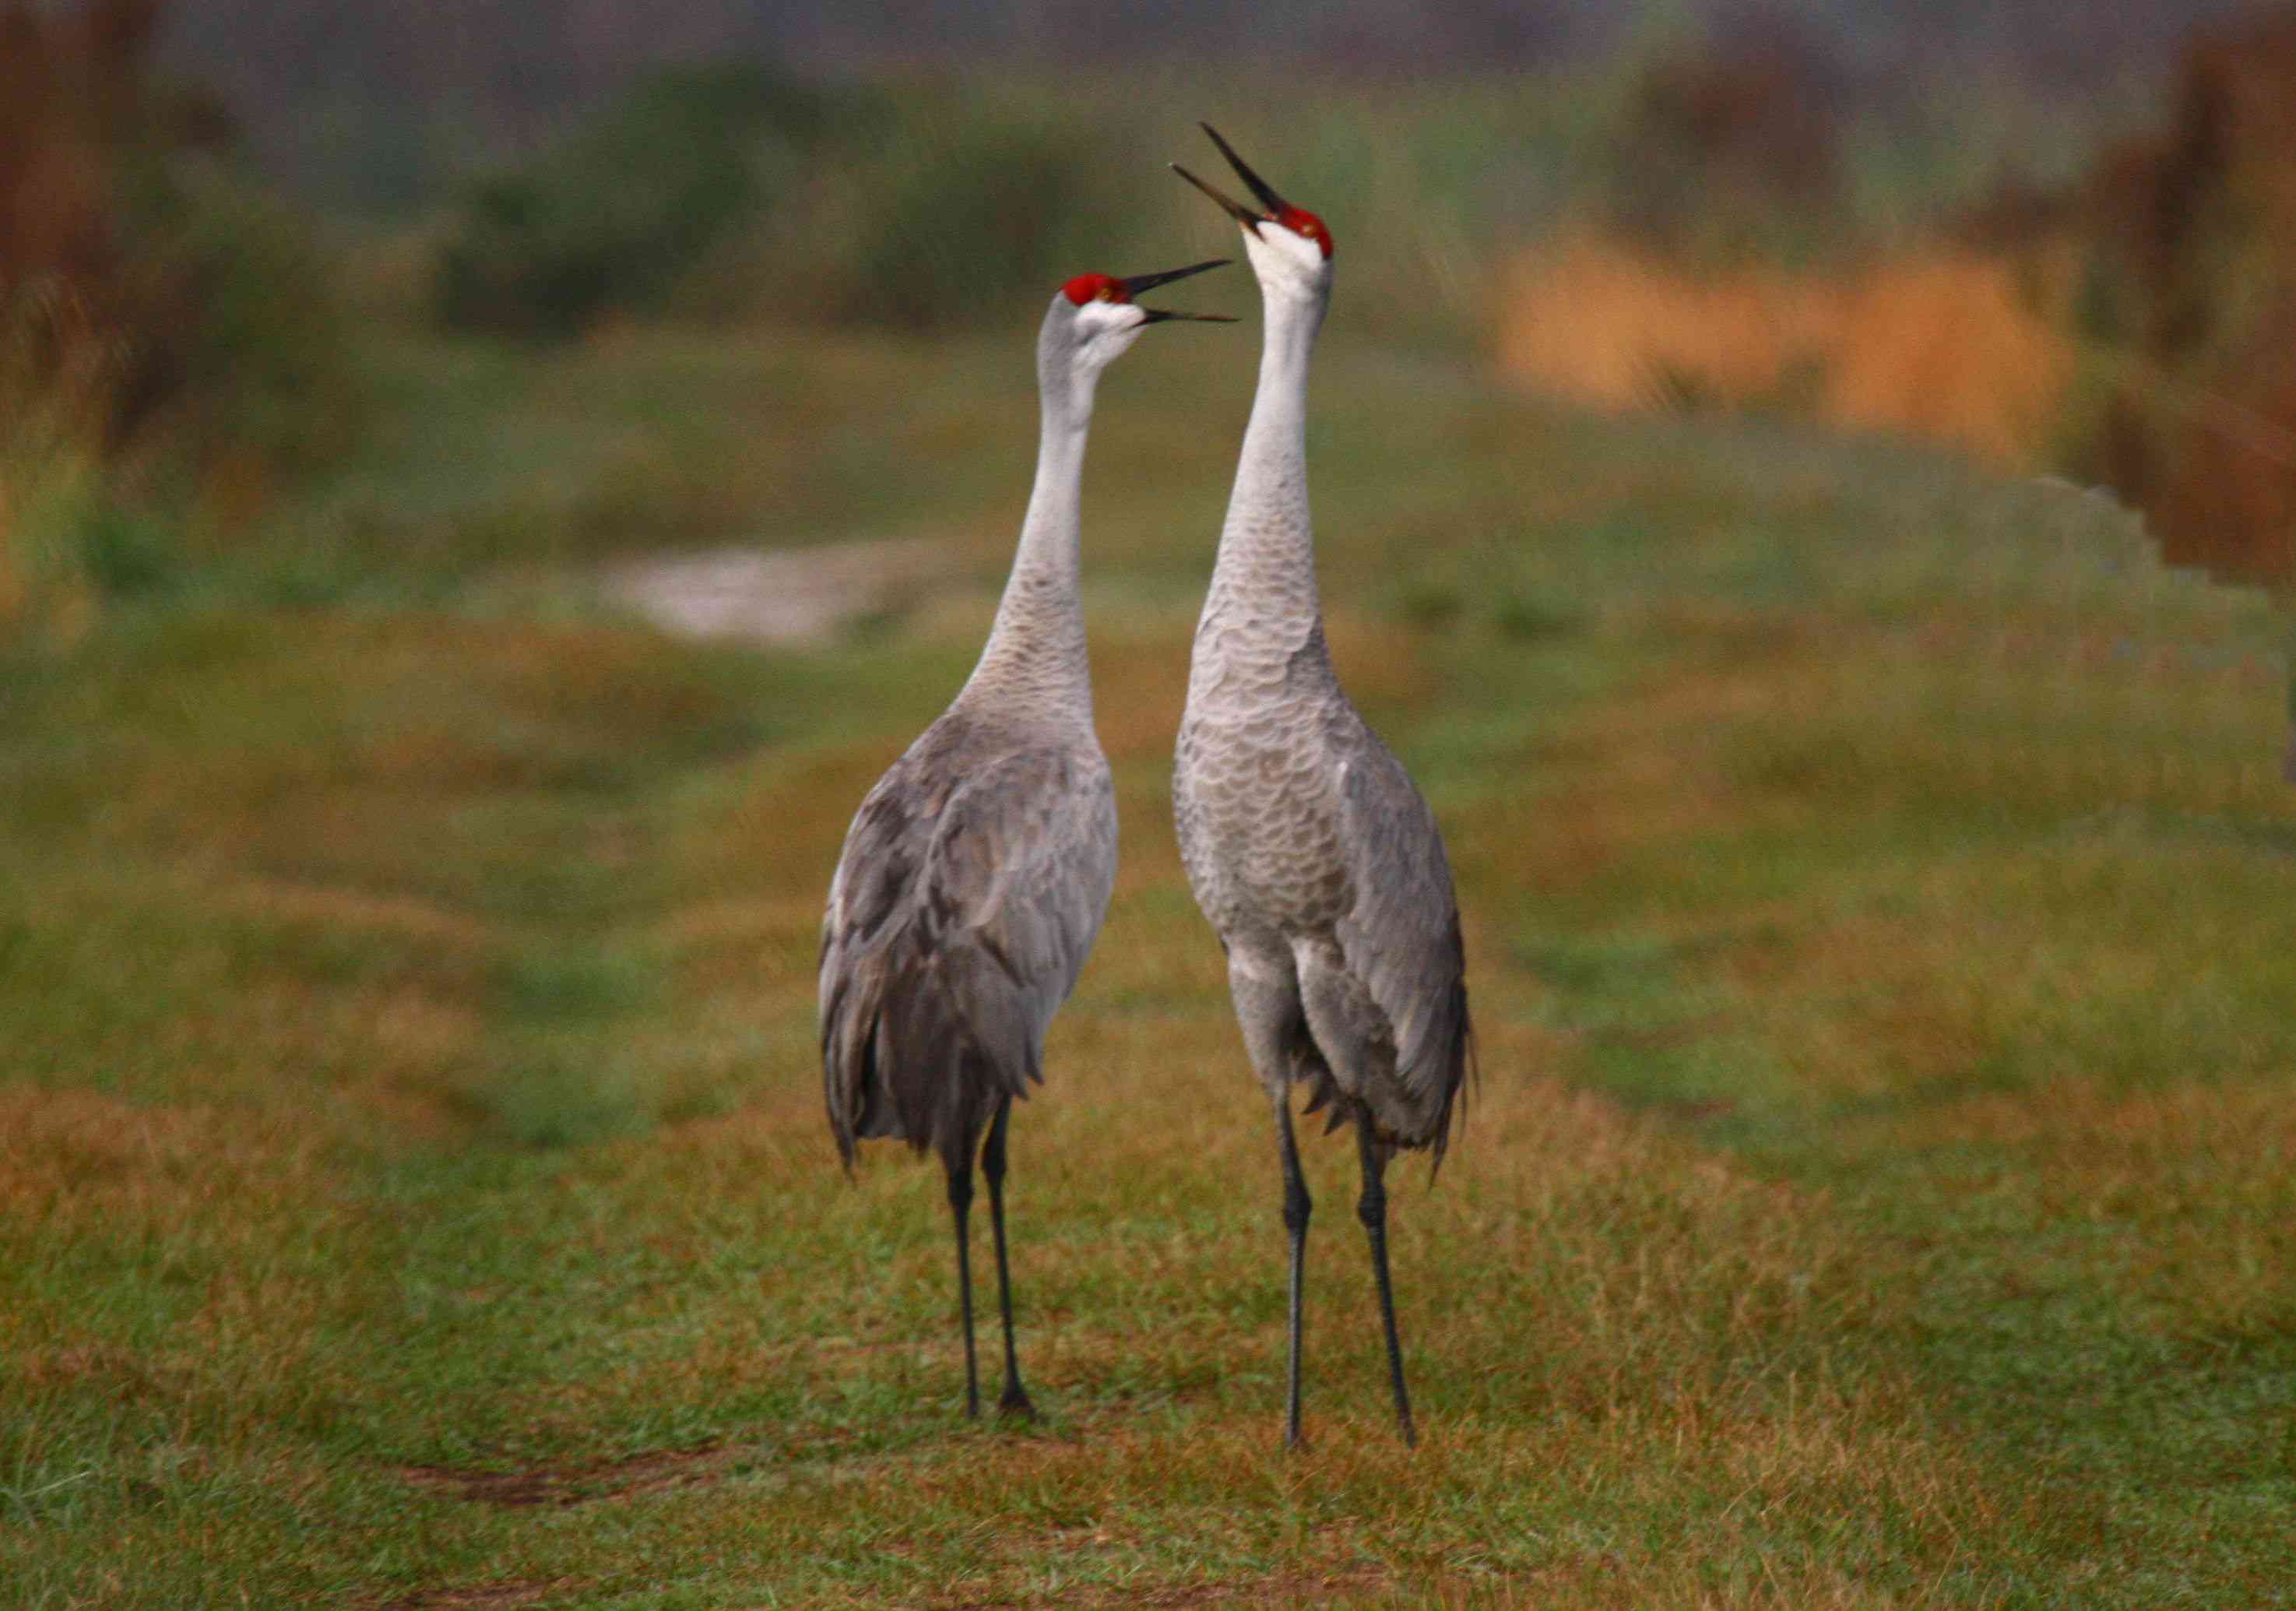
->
[7,0,2296,621]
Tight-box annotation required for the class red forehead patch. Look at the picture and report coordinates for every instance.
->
[1278,207,1334,259]
[1061,273,1129,305]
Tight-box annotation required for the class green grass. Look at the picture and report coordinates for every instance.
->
[4,322,2294,1607]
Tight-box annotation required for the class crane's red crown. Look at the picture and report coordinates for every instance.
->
[1278,206,1334,258]
[1061,273,1130,305]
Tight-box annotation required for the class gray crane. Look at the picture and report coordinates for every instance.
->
[822,260,1232,1420]
[1169,127,1472,1449]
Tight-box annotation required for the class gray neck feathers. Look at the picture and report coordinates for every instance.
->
[962,318,1099,722]
[1194,283,1332,690]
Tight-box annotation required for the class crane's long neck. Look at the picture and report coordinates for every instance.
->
[962,365,1096,721]
[1193,285,1331,691]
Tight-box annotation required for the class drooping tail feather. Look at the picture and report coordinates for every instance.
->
[823,924,1039,1177]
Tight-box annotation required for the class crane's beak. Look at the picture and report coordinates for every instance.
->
[1120,258,1238,323]
[1172,123,1290,234]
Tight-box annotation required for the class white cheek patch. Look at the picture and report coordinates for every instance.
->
[1243,226,1327,290]
[1074,300,1143,339]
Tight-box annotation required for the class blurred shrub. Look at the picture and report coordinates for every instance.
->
[716,93,1135,331]
[1984,8,2296,590]
[1599,15,1851,269]
[130,159,364,475]
[0,288,113,642]
[431,58,2087,352]
[687,79,1584,346]
[0,0,357,635]
[434,64,851,336]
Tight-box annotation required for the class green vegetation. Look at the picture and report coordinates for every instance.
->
[432,70,1580,347]
[423,61,2113,351]
[4,318,2292,1606]
[434,65,853,337]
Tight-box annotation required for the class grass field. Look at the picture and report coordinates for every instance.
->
[5,317,2295,1608]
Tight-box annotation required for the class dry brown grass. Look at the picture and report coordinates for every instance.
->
[1498,239,2073,469]
[0,1085,325,1233]
[1496,238,1837,419]
[1826,255,2073,464]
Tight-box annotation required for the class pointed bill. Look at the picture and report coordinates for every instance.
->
[1172,163,1264,234]
[1121,257,1236,323]
[1199,123,1291,216]
[1118,258,1229,297]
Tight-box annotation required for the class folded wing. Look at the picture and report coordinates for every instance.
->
[1329,730,1472,1161]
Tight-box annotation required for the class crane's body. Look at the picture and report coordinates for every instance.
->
[822,262,1229,1419]
[1170,127,1471,1448]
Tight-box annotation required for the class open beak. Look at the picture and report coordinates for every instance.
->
[1120,258,1237,324]
[1172,122,1289,235]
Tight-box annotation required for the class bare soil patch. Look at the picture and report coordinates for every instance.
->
[381,1579,578,1610]
[399,1445,737,1508]
[934,1564,1391,1610]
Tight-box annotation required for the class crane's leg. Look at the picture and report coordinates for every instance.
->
[1354,1113,1415,1447]
[1274,1091,1313,1451]
[944,1153,981,1419]
[1232,951,1314,1450]
[979,1093,1035,1419]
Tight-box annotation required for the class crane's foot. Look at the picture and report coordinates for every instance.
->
[997,1385,1039,1421]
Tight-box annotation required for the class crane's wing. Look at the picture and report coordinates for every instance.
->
[1327,725,1473,1161]
[821,731,1116,1170]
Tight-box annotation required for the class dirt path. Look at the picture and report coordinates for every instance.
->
[604,537,944,645]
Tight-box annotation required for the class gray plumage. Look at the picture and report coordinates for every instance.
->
[1174,647,1472,1160]
[820,261,1229,1420]
[822,722,1115,1175]
[1171,126,1471,1449]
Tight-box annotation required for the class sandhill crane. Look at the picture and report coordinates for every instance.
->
[1169,127,1471,1449]
[822,259,1232,1420]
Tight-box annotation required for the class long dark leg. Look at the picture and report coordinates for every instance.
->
[1354,1114,1415,1447]
[980,1094,1035,1419]
[1274,1092,1313,1451]
[944,1155,980,1419]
